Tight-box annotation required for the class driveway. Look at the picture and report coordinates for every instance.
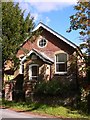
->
[0,108,58,119]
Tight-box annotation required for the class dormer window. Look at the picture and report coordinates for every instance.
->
[38,38,47,48]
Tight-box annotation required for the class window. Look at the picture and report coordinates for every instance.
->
[38,38,47,48]
[29,64,39,80]
[55,53,67,74]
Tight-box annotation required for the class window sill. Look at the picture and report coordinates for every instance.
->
[55,72,67,75]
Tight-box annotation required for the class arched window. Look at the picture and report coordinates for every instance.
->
[55,53,67,74]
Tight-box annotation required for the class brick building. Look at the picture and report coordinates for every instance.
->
[4,22,84,101]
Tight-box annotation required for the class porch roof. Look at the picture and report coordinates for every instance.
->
[21,49,54,64]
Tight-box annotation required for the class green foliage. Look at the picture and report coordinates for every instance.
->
[79,87,90,113]
[35,80,75,96]
[2,2,35,68]
[67,1,90,85]
[68,2,89,35]
[67,2,90,56]
[1,100,89,118]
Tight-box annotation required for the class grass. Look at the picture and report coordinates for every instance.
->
[1,99,90,119]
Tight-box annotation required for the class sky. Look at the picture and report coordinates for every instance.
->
[14,0,81,46]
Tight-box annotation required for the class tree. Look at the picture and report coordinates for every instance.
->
[67,1,90,80]
[68,2,90,53]
[2,2,37,69]
[67,1,90,113]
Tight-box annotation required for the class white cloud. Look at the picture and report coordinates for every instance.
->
[14,0,78,14]
[30,2,59,13]
[14,0,77,3]
[14,0,78,23]
[18,2,30,13]
[20,1,77,13]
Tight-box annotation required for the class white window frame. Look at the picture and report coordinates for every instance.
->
[19,61,24,74]
[29,64,39,80]
[37,38,47,48]
[55,53,68,75]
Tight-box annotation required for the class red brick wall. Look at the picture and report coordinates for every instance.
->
[16,29,79,101]
[17,29,75,59]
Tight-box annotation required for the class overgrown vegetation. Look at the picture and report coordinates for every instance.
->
[33,80,90,115]
[35,80,77,96]
[1,99,90,119]
[67,1,90,113]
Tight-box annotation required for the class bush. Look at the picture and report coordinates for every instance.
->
[80,87,90,113]
[34,80,74,97]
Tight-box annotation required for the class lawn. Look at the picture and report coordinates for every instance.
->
[0,99,90,119]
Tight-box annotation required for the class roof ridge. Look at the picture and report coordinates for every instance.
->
[33,22,77,49]
[19,22,78,51]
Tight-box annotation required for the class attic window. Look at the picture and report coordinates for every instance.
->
[38,38,47,48]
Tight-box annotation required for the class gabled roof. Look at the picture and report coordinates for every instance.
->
[19,22,82,57]
[33,22,77,49]
[21,49,54,64]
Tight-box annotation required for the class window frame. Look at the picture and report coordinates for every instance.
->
[29,64,39,80]
[38,38,47,48]
[19,61,24,74]
[55,53,68,75]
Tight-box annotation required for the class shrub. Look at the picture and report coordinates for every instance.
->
[34,80,74,97]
